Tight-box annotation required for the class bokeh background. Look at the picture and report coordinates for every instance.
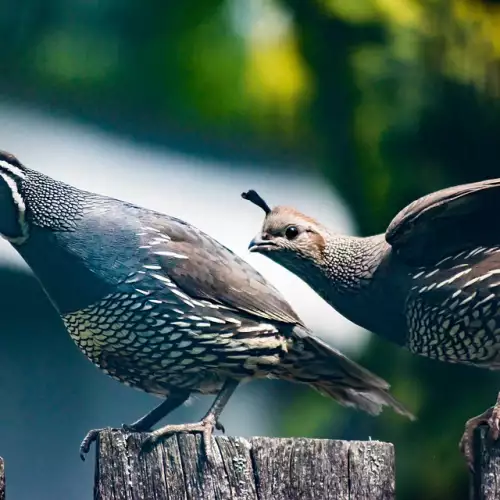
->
[0,0,499,498]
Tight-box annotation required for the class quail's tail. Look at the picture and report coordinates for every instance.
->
[283,326,415,420]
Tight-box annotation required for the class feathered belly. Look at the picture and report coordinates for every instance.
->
[63,315,226,396]
[61,290,292,394]
[405,247,500,367]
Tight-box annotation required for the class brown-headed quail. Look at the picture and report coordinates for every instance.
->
[242,183,500,469]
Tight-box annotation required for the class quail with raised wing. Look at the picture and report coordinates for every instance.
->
[242,184,500,469]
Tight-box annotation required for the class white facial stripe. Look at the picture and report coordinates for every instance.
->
[0,172,29,244]
[0,160,27,181]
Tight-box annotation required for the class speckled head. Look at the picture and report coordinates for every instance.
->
[241,190,327,271]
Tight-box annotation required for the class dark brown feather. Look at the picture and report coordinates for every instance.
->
[386,178,500,265]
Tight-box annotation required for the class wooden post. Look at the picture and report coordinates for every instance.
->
[94,430,395,500]
[471,426,500,499]
[0,457,5,500]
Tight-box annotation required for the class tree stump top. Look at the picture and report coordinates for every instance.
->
[94,430,395,500]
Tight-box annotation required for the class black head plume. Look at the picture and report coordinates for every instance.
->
[241,190,271,215]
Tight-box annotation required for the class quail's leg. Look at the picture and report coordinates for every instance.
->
[79,391,190,461]
[459,392,500,471]
[122,392,191,432]
[141,379,239,462]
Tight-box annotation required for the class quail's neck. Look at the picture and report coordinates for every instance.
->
[301,233,401,332]
[279,233,386,304]
[23,169,92,231]
[14,170,141,313]
[317,234,387,296]
[321,234,387,290]
[314,232,410,342]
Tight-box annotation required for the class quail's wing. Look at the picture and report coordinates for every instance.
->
[287,326,415,419]
[385,178,500,265]
[145,217,301,325]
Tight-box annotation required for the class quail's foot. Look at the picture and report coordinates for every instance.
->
[459,402,500,471]
[80,395,191,460]
[80,428,107,460]
[79,421,151,461]
[140,379,235,462]
[141,415,225,463]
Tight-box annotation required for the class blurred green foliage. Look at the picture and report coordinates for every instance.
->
[2,0,500,497]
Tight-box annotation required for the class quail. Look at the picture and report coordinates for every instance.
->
[0,151,413,461]
[242,183,500,469]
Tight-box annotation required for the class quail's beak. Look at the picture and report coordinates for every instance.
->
[248,235,278,253]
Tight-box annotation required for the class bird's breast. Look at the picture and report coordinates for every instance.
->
[405,245,500,366]
[62,274,291,394]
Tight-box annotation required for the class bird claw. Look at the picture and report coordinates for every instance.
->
[140,414,225,464]
[459,405,500,472]
[80,428,106,461]
[82,416,226,462]
[489,408,500,441]
[80,422,146,461]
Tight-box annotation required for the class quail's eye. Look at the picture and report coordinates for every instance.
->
[284,226,299,240]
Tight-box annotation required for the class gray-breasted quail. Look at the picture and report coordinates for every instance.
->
[0,151,413,461]
[242,183,500,469]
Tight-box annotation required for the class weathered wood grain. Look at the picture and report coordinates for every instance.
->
[349,441,395,500]
[94,430,395,500]
[471,426,500,500]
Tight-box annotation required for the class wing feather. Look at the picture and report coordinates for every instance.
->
[148,217,301,325]
[386,178,500,265]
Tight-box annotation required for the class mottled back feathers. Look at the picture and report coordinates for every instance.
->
[145,217,302,326]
